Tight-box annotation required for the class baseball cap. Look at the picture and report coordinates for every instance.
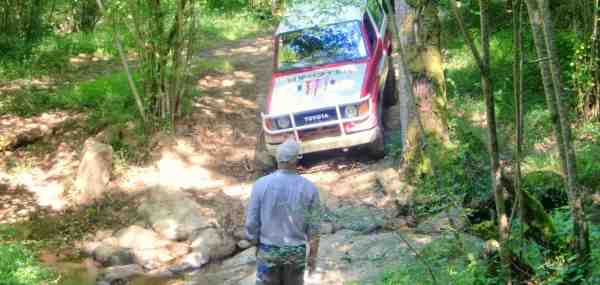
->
[276,138,301,163]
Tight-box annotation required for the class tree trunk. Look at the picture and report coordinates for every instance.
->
[449,0,511,281]
[393,0,416,159]
[512,0,525,239]
[26,0,42,42]
[593,0,600,118]
[393,0,448,177]
[480,1,511,282]
[76,0,99,32]
[537,0,591,264]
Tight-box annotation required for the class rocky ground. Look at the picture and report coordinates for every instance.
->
[1,35,474,285]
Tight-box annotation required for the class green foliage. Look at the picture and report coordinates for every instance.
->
[471,220,498,240]
[571,39,600,120]
[574,122,600,191]
[522,171,567,208]
[0,32,99,80]
[512,207,600,284]
[379,235,496,285]
[400,2,600,283]
[2,72,140,128]
[0,226,57,285]
[409,96,491,218]
[196,9,274,50]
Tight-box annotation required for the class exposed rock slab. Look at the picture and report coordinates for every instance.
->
[138,189,217,241]
[189,230,440,285]
[190,228,236,261]
[114,225,189,270]
[416,207,468,234]
[331,206,386,232]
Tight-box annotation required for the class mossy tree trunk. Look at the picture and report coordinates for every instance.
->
[393,0,449,177]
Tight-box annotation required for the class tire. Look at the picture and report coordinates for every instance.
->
[367,129,386,159]
[367,101,386,159]
[254,130,277,176]
[383,56,399,108]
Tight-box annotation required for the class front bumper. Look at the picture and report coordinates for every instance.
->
[262,94,378,155]
[265,127,380,155]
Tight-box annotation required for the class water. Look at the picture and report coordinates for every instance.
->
[41,252,180,285]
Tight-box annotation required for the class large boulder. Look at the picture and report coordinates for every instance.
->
[93,244,134,266]
[74,138,113,203]
[138,190,217,241]
[168,252,210,273]
[416,207,468,234]
[115,225,190,270]
[190,228,237,261]
[188,247,257,285]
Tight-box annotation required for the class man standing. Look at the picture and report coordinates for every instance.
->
[245,138,321,285]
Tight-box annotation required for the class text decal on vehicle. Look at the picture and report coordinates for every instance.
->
[304,113,329,123]
[294,108,338,127]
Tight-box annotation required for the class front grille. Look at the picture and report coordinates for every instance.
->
[293,107,338,127]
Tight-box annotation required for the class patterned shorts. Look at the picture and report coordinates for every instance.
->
[256,244,306,285]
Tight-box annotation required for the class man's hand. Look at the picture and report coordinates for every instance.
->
[307,236,320,275]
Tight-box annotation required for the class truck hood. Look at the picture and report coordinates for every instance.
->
[268,63,367,115]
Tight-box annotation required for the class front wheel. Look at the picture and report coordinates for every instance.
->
[367,101,386,159]
[367,129,386,159]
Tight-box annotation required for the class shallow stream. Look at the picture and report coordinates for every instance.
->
[41,252,179,285]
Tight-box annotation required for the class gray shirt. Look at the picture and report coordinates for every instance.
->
[245,170,321,247]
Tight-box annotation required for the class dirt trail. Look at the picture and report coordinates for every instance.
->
[0,33,405,224]
[0,34,415,285]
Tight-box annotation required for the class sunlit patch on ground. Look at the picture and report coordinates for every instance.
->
[205,36,272,58]
[68,53,111,66]
[0,112,81,150]
[0,184,39,224]
[0,77,56,93]
[0,113,87,217]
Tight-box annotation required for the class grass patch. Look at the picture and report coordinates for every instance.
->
[0,225,57,285]
[14,191,141,257]
[196,10,274,50]
[2,71,140,128]
[0,71,149,158]
[0,32,103,81]
[378,235,494,285]
[191,57,235,75]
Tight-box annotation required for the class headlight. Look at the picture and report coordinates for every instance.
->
[276,116,291,129]
[344,105,359,118]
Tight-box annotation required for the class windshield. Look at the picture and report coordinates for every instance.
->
[277,21,367,71]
